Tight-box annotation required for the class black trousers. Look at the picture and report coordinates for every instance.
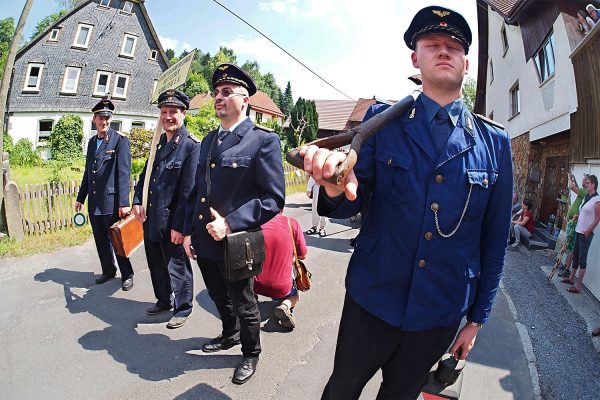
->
[144,236,194,314]
[197,257,261,357]
[88,214,133,281]
[322,294,460,400]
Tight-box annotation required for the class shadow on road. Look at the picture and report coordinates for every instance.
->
[174,383,232,400]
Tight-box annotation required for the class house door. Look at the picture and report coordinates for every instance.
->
[539,157,567,224]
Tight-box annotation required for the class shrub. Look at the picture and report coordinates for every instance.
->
[131,157,147,176]
[10,138,41,166]
[3,131,13,155]
[185,100,219,138]
[129,127,154,159]
[50,114,84,161]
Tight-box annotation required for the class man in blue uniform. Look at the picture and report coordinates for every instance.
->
[302,6,513,399]
[132,89,200,329]
[183,64,285,384]
[76,99,134,291]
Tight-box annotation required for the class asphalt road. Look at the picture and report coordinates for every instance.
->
[3,192,586,400]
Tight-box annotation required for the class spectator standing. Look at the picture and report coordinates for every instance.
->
[559,173,589,278]
[254,213,307,329]
[564,175,600,293]
[306,176,329,237]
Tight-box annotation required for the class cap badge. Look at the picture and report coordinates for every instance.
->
[218,65,228,71]
[409,108,416,119]
[433,10,450,17]
[175,135,180,144]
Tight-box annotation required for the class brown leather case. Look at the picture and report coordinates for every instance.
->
[109,214,144,257]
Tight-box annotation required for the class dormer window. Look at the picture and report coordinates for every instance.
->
[149,49,158,60]
[48,28,60,42]
[73,23,93,49]
[99,0,111,7]
[120,34,138,57]
[122,1,134,13]
[23,63,44,92]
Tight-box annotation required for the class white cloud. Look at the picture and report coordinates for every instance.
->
[159,35,194,54]
[182,42,193,52]
[259,1,295,13]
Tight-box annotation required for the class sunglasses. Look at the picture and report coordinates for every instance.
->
[210,88,245,98]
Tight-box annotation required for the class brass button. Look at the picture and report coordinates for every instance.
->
[153,179,156,183]
[201,197,206,203]
[155,166,159,171]
[149,203,152,207]
[198,214,203,220]
[387,158,392,165]
[418,259,426,268]
[232,162,238,168]
[92,180,95,184]
[483,178,489,186]
[431,202,439,212]
[435,175,443,183]
[425,232,433,240]
[93,190,96,194]
[149,190,153,195]
[210,163,216,169]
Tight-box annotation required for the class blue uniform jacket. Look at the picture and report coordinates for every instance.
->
[319,95,513,330]
[77,128,131,215]
[133,125,200,242]
[183,118,285,261]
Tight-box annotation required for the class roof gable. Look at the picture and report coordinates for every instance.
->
[313,100,357,131]
[249,91,283,117]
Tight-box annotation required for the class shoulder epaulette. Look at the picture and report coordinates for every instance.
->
[474,114,505,130]
[188,132,200,143]
[254,124,274,132]
[116,130,127,137]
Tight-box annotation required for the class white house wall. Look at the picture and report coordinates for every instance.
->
[486,11,578,139]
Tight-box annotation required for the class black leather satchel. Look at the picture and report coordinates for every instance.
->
[223,228,265,281]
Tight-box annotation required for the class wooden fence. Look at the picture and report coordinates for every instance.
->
[16,163,307,236]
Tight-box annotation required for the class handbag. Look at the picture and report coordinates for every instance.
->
[223,228,265,281]
[109,214,144,257]
[421,353,465,399]
[288,218,312,291]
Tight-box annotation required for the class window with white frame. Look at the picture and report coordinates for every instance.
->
[122,1,133,13]
[120,34,137,57]
[113,73,130,98]
[110,121,122,131]
[61,66,82,94]
[149,49,158,60]
[131,121,145,129]
[38,119,54,142]
[73,23,93,48]
[501,24,509,55]
[23,63,44,92]
[48,28,60,42]
[93,71,111,96]
[510,81,520,118]
[533,32,555,84]
[99,0,111,7]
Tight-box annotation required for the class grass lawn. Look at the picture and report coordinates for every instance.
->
[0,224,92,258]
[9,163,84,186]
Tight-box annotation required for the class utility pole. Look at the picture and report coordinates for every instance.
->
[0,0,34,226]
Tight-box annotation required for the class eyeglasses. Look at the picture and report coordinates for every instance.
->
[210,88,245,98]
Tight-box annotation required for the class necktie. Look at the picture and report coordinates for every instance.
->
[218,130,230,145]
[432,107,451,156]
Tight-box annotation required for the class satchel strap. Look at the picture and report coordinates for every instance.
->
[287,217,300,270]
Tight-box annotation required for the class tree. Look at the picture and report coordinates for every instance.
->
[184,100,219,138]
[260,72,281,106]
[29,10,67,41]
[0,17,15,82]
[286,98,318,151]
[181,72,209,99]
[279,81,293,117]
[49,114,84,161]
[165,48,175,61]
[462,76,476,111]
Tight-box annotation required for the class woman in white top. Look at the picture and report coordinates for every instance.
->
[578,10,596,34]
[565,174,600,293]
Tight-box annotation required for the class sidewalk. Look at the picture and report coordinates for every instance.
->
[0,193,543,399]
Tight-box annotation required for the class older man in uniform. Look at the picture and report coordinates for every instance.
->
[302,6,513,399]
[183,64,285,384]
[76,99,134,291]
[133,89,200,329]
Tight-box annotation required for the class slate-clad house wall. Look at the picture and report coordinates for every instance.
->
[7,0,168,150]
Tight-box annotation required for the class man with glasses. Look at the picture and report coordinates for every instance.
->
[183,63,285,384]
[75,98,134,291]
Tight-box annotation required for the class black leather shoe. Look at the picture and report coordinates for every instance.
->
[121,277,134,291]
[201,336,241,353]
[232,356,258,384]
[95,274,116,284]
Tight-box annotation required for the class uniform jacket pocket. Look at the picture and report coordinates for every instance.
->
[375,150,412,204]
[221,156,251,169]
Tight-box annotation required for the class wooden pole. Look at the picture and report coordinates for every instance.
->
[142,120,163,209]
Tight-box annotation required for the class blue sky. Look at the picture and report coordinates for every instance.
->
[2,0,480,101]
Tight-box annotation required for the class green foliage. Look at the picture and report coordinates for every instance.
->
[462,76,477,111]
[181,72,210,99]
[49,114,83,161]
[29,10,68,41]
[165,48,175,60]
[131,158,146,176]
[185,100,219,138]
[0,17,15,81]
[46,159,69,185]
[286,98,318,150]
[3,131,13,154]
[129,127,154,159]
[279,81,294,117]
[10,138,41,167]
[260,72,282,107]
